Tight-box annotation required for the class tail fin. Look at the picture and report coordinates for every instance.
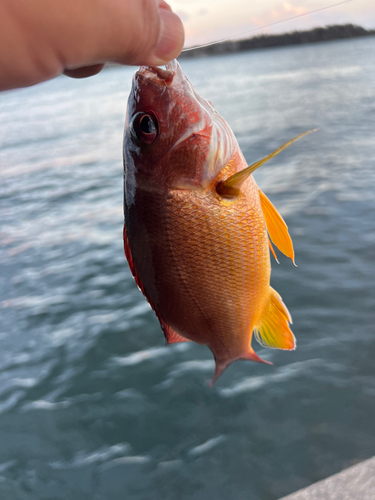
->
[210,361,229,387]
[210,350,273,386]
[254,287,296,350]
[242,349,273,365]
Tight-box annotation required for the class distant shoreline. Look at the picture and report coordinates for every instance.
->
[178,24,375,59]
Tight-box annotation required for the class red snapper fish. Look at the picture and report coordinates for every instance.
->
[123,60,311,383]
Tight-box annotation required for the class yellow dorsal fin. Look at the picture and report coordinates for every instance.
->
[254,287,295,350]
[216,130,317,198]
[259,189,295,264]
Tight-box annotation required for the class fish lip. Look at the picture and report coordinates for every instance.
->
[137,65,175,86]
[136,60,184,87]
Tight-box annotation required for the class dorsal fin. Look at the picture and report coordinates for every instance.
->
[123,224,144,294]
[259,189,295,264]
[161,322,191,345]
[216,130,317,198]
[123,224,191,345]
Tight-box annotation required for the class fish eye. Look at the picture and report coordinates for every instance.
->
[130,112,158,145]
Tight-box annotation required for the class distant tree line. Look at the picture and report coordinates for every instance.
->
[179,24,375,59]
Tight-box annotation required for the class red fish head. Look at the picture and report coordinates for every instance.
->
[124,60,238,203]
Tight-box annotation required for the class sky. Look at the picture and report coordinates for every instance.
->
[168,0,375,48]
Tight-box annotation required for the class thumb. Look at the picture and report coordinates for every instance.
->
[63,0,185,78]
[147,0,185,66]
[0,0,185,88]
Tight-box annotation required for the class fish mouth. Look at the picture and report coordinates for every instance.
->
[137,59,187,88]
[137,65,175,87]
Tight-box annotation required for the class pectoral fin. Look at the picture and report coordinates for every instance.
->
[254,287,295,350]
[216,130,317,198]
[259,189,295,264]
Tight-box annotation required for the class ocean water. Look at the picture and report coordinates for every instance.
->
[0,36,375,499]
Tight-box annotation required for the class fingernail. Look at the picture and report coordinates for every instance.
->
[152,6,184,65]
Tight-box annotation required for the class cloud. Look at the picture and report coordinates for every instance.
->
[250,1,308,28]
[175,9,191,23]
[197,8,208,16]
[176,0,375,48]
[282,2,307,16]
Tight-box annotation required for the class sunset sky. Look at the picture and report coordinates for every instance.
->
[168,0,375,48]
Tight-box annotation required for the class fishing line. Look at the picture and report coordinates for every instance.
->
[182,0,353,52]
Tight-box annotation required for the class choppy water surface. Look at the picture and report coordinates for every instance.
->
[1,37,375,499]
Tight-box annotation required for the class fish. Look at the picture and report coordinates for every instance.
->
[123,59,313,384]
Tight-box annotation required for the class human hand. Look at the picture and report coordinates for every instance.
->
[0,0,184,90]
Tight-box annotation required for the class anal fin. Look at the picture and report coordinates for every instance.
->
[254,287,295,350]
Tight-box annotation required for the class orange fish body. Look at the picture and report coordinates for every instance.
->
[123,61,301,382]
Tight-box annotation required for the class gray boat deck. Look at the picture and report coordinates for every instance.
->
[279,456,375,500]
